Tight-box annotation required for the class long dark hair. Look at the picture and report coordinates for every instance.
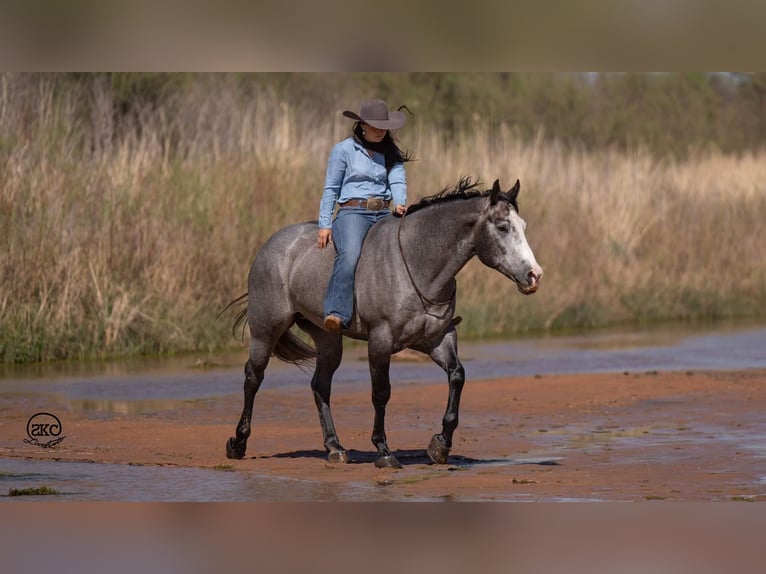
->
[352,121,413,172]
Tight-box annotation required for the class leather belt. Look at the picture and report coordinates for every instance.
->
[341,198,391,211]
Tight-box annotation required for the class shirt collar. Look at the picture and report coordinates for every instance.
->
[351,136,380,157]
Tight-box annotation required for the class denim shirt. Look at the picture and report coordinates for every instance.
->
[318,137,407,229]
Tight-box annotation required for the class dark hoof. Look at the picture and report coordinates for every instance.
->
[427,434,450,464]
[226,437,246,459]
[327,449,350,464]
[375,454,403,469]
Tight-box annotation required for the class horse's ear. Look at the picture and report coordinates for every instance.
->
[508,179,520,203]
[490,179,502,205]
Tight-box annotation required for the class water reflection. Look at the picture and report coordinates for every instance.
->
[68,398,191,415]
[0,351,248,383]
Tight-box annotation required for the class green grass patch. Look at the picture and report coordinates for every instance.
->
[8,486,62,497]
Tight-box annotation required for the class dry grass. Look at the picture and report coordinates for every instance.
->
[431,130,766,336]
[1,75,765,362]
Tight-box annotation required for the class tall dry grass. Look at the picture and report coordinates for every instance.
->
[421,122,766,337]
[1,74,765,362]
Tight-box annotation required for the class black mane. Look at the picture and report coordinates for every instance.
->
[405,176,490,216]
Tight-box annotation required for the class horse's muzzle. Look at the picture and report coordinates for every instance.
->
[516,268,542,294]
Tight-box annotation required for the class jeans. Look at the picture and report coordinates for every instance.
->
[324,207,391,327]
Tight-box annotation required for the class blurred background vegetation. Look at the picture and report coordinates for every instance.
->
[1,72,765,363]
[45,72,766,157]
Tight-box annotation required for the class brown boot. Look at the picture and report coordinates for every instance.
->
[323,315,343,333]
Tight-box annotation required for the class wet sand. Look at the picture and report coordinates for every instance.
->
[3,367,766,501]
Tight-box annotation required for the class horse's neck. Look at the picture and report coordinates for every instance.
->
[400,201,480,299]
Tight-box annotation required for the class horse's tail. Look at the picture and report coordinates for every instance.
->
[219,293,249,339]
[273,327,317,367]
[221,293,317,368]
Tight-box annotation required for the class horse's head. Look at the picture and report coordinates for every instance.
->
[474,179,543,294]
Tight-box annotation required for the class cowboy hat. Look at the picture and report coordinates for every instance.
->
[342,99,406,130]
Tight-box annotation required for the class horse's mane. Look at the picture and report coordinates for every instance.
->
[405,176,491,216]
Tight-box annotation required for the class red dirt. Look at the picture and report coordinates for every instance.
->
[3,369,766,501]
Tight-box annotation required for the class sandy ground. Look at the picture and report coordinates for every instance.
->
[2,368,766,501]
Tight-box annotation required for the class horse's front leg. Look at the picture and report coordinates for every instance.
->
[368,330,401,469]
[421,328,465,464]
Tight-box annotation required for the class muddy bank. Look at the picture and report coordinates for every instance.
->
[2,368,766,501]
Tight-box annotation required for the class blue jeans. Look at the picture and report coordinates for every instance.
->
[324,207,391,327]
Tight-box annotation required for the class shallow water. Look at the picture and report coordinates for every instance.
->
[0,458,397,502]
[459,320,766,379]
[2,319,765,406]
[2,319,766,501]
[0,457,571,502]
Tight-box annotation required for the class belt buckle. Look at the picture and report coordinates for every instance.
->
[366,198,384,211]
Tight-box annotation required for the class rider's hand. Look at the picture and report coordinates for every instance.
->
[394,204,407,216]
[317,228,332,249]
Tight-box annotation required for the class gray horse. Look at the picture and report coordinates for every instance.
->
[226,177,542,468]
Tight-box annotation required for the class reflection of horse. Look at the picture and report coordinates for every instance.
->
[226,178,543,468]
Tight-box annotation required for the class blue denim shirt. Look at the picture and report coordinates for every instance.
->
[318,137,407,229]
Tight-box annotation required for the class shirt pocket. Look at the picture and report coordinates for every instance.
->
[346,150,388,192]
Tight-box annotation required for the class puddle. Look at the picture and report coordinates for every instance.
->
[0,458,564,502]
[0,458,391,502]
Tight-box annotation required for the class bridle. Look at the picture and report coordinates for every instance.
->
[396,214,456,319]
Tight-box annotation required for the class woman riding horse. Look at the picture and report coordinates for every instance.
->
[317,99,412,333]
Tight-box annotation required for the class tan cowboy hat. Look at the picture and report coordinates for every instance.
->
[342,99,406,130]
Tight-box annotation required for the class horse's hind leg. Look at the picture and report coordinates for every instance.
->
[417,328,465,464]
[226,336,271,459]
[296,319,348,463]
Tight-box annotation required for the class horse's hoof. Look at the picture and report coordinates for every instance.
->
[327,449,350,464]
[375,454,403,469]
[226,437,246,459]
[427,434,450,464]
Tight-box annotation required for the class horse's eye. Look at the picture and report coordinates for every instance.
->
[496,222,510,233]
